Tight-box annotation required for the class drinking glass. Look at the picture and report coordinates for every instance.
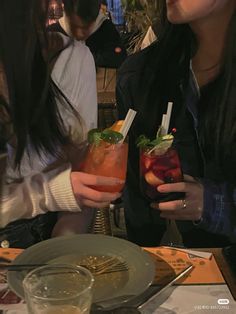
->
[140,146,184,246]
[23,264,94,314]
[81,140,128,235]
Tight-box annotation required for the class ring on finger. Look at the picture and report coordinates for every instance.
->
[181,199,187,209]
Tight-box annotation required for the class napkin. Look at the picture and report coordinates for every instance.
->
[162,246,212,259]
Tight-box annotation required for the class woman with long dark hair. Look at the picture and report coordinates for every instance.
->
[0,0,122,248]
[117,0,236,247]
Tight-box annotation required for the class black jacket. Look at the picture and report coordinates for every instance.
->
[48,20,127,69]
[86,19,127,68]
[117,47,201,217]
[116,45,233,247]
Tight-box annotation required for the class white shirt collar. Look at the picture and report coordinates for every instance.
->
[58,14,72,37]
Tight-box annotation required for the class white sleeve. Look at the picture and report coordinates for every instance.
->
[0,155,81,228]
[0,40,97,228]
[51,40,98,133]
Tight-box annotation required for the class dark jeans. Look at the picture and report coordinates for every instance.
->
[126,221,232,248]
[0,212,57,249]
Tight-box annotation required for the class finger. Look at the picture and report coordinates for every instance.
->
[160,211,199,220]
[157,182,187,193]
[155,199,185,211]
[160,211,191,220]
[183,174,196,183]
[76,172,124,186]
[76,185,121,202]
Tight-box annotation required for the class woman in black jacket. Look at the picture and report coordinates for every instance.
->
[117,0,236,247]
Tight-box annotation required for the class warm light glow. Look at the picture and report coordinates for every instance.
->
[47,0,63,25]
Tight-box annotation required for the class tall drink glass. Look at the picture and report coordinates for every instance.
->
[23,264,94,314]
[140,145,184,246]
[80,138,128,234]
[81,140,128,193]
[140,147,183,202]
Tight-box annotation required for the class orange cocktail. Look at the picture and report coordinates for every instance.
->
[81,122,128,193]
[81,141,128,192]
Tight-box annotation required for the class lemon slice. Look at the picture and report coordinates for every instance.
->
[162,134,174,141]
[154,139,173,155]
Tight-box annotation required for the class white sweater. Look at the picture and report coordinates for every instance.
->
[0,35,97,228]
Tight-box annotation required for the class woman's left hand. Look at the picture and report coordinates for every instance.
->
[150,175,203,221]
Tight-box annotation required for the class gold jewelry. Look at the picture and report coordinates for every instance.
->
[182,199,187,209]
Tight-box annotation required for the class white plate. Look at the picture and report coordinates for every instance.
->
[8,234,155,304]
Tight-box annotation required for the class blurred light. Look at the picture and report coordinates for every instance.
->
[47,0,63,25]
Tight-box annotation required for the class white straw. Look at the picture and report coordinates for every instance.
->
[161,114,167,135]
[164,102,173,134]
[149,102,173,154]
[119,109,137,142]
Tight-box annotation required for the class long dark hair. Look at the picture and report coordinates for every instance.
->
[141,1,236,182]
[0,0,68,166]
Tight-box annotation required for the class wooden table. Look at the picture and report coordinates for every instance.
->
[1,247,236,313]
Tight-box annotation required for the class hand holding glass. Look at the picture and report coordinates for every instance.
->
[140,146,183,202]
[140,145,184,246]
[81,139,128,193]
[79,126,128,234]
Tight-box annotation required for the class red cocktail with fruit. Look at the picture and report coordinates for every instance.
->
[137,131,184,202]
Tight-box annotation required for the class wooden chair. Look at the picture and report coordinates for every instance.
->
[96,67,116,105]
[96,67,118,129]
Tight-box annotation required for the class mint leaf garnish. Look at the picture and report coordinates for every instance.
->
[150,137,162,147]
[136,126,174,152]
[87,128,123,145]
[136,135,151,148]
[101,129,123,144]
[88,129,101,145]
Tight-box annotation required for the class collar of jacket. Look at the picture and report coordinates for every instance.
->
[58,14,73,37]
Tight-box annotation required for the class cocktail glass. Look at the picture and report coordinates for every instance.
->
[23,264,94,314]
[80,139,128,234]
[140,147,183,202]
[140,146,184,246]
[81,140,128,193]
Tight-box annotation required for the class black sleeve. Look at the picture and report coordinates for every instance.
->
[116,69,141,192]
[86,20,127,68]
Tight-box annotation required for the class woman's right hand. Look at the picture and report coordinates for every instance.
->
[70,172,123,208]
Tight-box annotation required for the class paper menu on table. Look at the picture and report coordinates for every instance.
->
[144,246,225,285]
[0,248,23,263]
